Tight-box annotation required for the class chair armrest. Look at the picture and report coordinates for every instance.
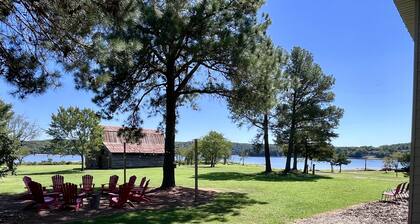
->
[108,192,118,197]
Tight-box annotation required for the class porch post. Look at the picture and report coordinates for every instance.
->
[410,0,420,223]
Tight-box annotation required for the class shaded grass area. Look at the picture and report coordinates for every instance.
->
[197,171,332,182]
[0,164,409,223]
[73,192,266,224]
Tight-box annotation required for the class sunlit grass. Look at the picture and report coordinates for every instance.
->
[0,164,408,223]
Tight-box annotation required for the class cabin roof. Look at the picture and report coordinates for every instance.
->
[102,126,165,154]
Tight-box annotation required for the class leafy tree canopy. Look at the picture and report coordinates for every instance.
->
[47,106,103,170]
[199,131,232,167]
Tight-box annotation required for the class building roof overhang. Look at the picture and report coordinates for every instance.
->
[394,0,416,40]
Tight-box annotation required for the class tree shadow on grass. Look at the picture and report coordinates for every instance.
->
[19,168,82,176]
[75,192,266,224]
[197,171,332,182]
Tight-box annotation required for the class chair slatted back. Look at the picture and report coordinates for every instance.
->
[62,183,78,206]
[109,175,119,192]
[23,176,32,192]
[128,175,137,188]
[139,177,146,189]
[82,175,94,191]
[116,183,131,207]
[140,180,150,196]
[394,183,404,195]
[52,175,64,192]
[28,181,45,203]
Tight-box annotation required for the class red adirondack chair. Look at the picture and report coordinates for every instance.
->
[51,174,64,193]
[61,183,83,211]
[382,182,404,201]
[28,181,58,210]
[101,175,119,194]
[131,177,147,193]
[128,175,137,188]
[80,175,95,194]
[109,183,132,208]
[23,176,32,194]
[129,180,151,203]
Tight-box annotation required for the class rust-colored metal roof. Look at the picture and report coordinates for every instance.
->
[102,126,164,154]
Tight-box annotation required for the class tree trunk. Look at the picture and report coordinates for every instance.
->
[161,80,177,189]
[285,99,297,173]
[285,121,295,173]
[263,113,272,173]
[292,147,298,170]
[330,163,334,173]
[339,164,342,173]
[81,154,84,171]
[303,152,308,174]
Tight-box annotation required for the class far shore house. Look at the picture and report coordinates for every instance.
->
[86,126,165,169]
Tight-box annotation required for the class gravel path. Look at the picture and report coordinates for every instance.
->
[295,200,408,224]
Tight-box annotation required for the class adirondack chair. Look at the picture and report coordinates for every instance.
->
[131,177,147,193]
[401,182,410,198]
[28,181,58,210]
[51,174,64,193]
[61,183,83,211]
[127,175,137,188]
[109,183,132,208]
[80,175,95,195]
[382,182,404,201]
[23,176,32,194]
[101,175,119,194]
[129,179,151,203]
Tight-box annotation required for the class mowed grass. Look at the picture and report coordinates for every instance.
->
[0,164,408,224]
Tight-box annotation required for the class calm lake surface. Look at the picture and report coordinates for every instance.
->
[230,155,386,171]
[23,154,81,163]
[24,154,386,170]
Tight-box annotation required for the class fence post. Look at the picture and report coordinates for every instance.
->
[312,164,315,175]
[194,139,198,202]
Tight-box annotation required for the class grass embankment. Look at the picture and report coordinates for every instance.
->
[0,164,408,224]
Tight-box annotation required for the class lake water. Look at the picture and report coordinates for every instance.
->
[23,154,386,171]
[230,155,386,171]
[23,154,81,163]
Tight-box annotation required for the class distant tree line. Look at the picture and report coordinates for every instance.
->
[335,143,410,159]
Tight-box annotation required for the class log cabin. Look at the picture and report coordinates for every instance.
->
[86,126,164,169]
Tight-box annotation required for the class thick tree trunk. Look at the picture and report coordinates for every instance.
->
[339,164,342,173]
[161,82,177,189]
[303,153,308,174]
[285,98,297,173]
[285,122,295,173]
[81,154,84,171]
[263,113,272,173]
[292,148,298,170]
[330,163,334,173]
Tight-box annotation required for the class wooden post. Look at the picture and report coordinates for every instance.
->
[194,139,198,202]
[364,158,367,171]
[312,164,315,175]
[123,142,127,184]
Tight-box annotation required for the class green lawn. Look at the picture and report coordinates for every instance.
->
[0,164,408,224]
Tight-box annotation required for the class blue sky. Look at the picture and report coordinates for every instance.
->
[0,0,414,147]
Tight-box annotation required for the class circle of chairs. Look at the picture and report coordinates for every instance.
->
[23,174,151,211]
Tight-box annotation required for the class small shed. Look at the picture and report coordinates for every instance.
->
[87,126,165,169]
